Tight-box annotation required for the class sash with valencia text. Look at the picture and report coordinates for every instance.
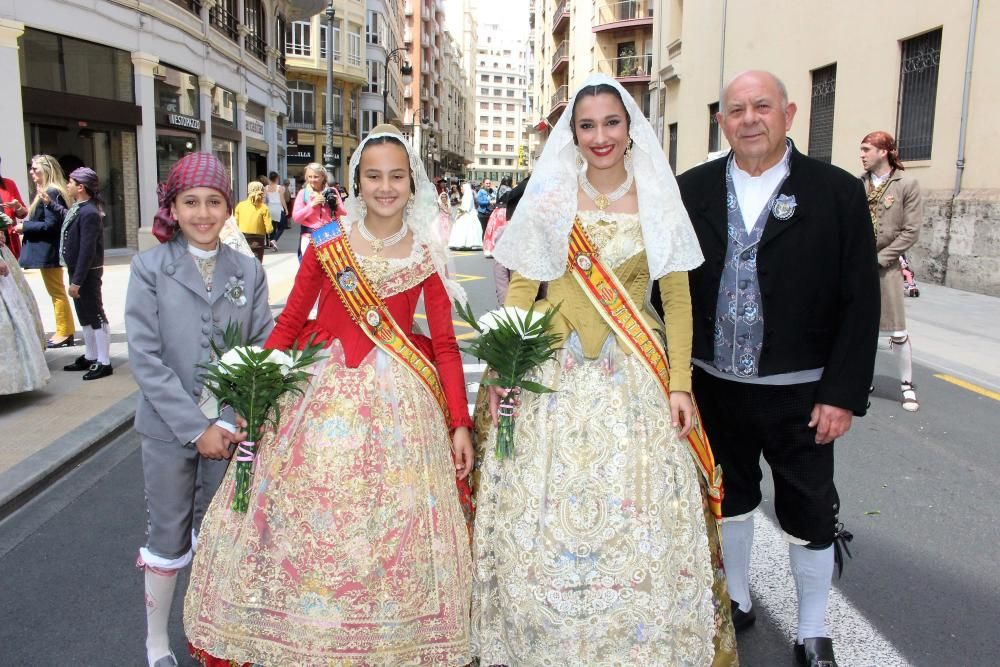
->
[311,221,452,426]
[567,217,724,520]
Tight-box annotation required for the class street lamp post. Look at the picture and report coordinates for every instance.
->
[382,48,412,121]
[323,2,336,184]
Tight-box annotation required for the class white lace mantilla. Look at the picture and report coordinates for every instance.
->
[493,73,704,282]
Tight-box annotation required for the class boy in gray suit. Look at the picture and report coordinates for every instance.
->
[125,153,274,667]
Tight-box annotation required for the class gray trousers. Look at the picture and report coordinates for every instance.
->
[141,435,229,564]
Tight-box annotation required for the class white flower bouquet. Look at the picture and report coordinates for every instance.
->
[455,301,562,459]
[198,323,325,512]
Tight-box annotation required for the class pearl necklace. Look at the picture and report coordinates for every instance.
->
[579,156,635,210]
[358,217,408,255]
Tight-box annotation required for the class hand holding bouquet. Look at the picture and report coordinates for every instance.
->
[199,323,325,512]
[455,301,562,459]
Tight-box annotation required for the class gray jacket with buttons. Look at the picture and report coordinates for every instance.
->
[125,234,274,445]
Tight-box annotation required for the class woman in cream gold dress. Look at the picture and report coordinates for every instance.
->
[473,74,737,666]
[185,125,474,666]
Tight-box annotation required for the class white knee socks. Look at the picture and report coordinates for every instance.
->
[891,334,913,384]
[93,323,111,365]
[82,326,97,362]
[144,568,178,665]
[721,516,754,612]
[789,543,834,642]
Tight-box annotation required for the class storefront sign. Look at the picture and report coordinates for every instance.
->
[167,113,202,131]
[287,148,315,163]
[245,116,265,141]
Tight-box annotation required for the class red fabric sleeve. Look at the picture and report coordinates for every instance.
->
[423,272,473,430]
[265,244,324,350]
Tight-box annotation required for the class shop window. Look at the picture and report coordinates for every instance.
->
[19,29,134,104]
[154,66,200,117]
[212,88,236,124]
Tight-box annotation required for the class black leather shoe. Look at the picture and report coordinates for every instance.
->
[82,363,113,381]
[731,600,756,632]
[794,637,837,667]
[47,337,76,348]
[63,355,93,371]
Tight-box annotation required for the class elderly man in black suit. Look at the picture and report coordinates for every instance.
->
[675,70,879,667]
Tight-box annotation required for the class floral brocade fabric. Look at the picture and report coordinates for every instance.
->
[185,342,472,666]
[472,334,736,666]
[184,246,472,666]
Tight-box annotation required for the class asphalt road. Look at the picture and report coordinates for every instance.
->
[1,252,998,666]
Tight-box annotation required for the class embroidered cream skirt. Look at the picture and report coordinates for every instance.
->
[185,342,472,666]
[472,333,737,666]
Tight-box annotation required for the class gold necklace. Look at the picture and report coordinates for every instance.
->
[579,156,635,210]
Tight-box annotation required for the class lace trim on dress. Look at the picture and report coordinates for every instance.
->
[578,210,643,270]
[356,244,435,298]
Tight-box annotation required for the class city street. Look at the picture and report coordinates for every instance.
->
[1,246,999,665]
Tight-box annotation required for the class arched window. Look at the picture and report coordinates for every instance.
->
[244,0,267,62]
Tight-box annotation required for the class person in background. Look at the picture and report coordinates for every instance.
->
[233,181,273,262]
[495,175,512,202]
[0,156,27,258]
[291,162,345,260]
[475,177,495,233]
[264,172,288,250]
[58,168,112,380]
[16,154,76,348]
[127,152,273,667]
[484,175,528,304]
[859,130,923,412]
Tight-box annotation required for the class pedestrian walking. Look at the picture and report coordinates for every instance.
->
[263,171,288,249]
[127,152,273,667]
[232,180,272,262]
[58,168,112,380]
[860,131,923,411]
[475,177,495,233]
[478,73,735,666]
[185,125,473,666]
[676,70,880,667]
[16,154,76,348]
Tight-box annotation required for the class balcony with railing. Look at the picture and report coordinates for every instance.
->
[551,0,569,34]
[169,0,202,15]
[210,5,239,41]
[246,32,267,62]
[551,40,568,75]
[548,84,568,121]
[593,0,653,33]
[598,54,652,83]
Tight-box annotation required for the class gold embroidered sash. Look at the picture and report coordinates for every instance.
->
[567,218,723,519]
[311,221,451,425]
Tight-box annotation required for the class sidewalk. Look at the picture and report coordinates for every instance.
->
[0,235,303,514]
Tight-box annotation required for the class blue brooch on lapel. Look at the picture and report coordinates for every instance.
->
[223,276,247,307]
[772,194,797,221]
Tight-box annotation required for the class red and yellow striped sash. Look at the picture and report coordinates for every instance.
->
[567,218,723,519]
[311,221,451,425]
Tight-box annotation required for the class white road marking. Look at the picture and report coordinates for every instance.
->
[750,512,912,666]
[463,363,488,373]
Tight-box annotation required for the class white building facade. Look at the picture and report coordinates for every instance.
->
[0,0,320,252]
[470,22,530,183]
